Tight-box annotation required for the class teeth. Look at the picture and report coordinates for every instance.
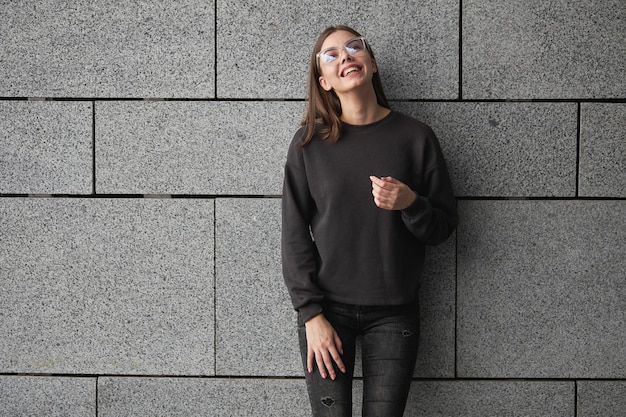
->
[344,68,358,76]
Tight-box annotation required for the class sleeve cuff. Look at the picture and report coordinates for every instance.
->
[401,193,428,218]
[299,303,324,324]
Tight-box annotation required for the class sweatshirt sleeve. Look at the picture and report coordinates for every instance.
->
[281,134,324,322]
[401,129,458,246]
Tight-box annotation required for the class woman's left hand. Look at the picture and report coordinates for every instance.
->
[369,176,417,210]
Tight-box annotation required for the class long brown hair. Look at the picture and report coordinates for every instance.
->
[300,25,390,147]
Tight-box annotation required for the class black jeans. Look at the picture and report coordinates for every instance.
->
[298,299,419,417]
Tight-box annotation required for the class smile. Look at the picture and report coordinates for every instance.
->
[342,66,361,77]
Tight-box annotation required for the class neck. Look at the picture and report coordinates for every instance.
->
[337,88,390,125]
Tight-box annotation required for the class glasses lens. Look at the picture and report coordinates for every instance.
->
[319,48,339,64]
[317,38,366,66]
[345,38,365,55]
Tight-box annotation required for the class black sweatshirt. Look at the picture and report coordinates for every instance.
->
[281,111,457,323]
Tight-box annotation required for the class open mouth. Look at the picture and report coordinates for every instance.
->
[342,66,361,77]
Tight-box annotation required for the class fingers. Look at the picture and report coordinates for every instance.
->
[369,176,416,210]
[315,346,343,380]
[334,332,344,355]
[305,315,347,380]
[369,175,396,189]
[307,346,314,374]
[369,176,399,209]
[311,339,346,380]
[332,333,346,373]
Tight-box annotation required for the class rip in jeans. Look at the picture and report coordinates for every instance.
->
[321,396,335,407]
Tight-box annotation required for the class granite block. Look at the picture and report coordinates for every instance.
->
[577,381,626,417]
[217,0,458,99]
[405,380,574,416]
[414,238,456,378]
[0,376,96,417]
[0,1,214,98]
[215,198,455,378]
[579,103,626,198]
[0,197,215,375]
[98,377,310,417]
[457,200,626,378]
[463,0,626,99]
[0,101,92,194]
[96,101,301,195]
[395,102,578,197]
[215,198,300,376]
[0,2,93,97]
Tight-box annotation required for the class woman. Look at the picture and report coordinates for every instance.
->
[282,25,457,416]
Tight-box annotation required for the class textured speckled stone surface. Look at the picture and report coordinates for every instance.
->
[98,377,310,417]
[395,102,578,197]
[463,0,626,99]
[215,198,300,376]
[579,103,626,198]
[96,101,301,195]
[457,200,626,378]
[405,380,574,416]
[0,0,624,413]
[215,199,456,378]
[0,198,215,375]
[0,1,214,98]
[413,236,456,378]
[0,101,92,194]
[0,376,96,417]
[577,381,626,417]
[217,0,458,99]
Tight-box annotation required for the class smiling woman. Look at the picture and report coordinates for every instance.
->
[281,25,458,417]
[299,26,390,147]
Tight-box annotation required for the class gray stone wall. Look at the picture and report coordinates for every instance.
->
[1,1,624,416]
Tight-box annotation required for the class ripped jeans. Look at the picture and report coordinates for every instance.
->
[298,299,419,417]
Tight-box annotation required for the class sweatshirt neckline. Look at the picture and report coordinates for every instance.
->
[341,110,396,132]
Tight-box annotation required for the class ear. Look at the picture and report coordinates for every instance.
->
[318,75,333,92]
[372,58,378,73]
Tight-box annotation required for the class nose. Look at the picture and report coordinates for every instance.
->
[338,47,353,63]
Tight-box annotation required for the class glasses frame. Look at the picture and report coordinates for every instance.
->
[316,37,369,71]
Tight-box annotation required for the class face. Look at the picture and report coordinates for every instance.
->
[317,30,377,95]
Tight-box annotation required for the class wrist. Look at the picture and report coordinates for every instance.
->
[401,193,423,215]
[406,191,417,208]
[399,191,417,210]
[305,313,325,326]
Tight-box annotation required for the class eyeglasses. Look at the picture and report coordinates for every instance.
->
[316,37,368,67]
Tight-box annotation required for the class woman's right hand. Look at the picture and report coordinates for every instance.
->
[305,314,346,380]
